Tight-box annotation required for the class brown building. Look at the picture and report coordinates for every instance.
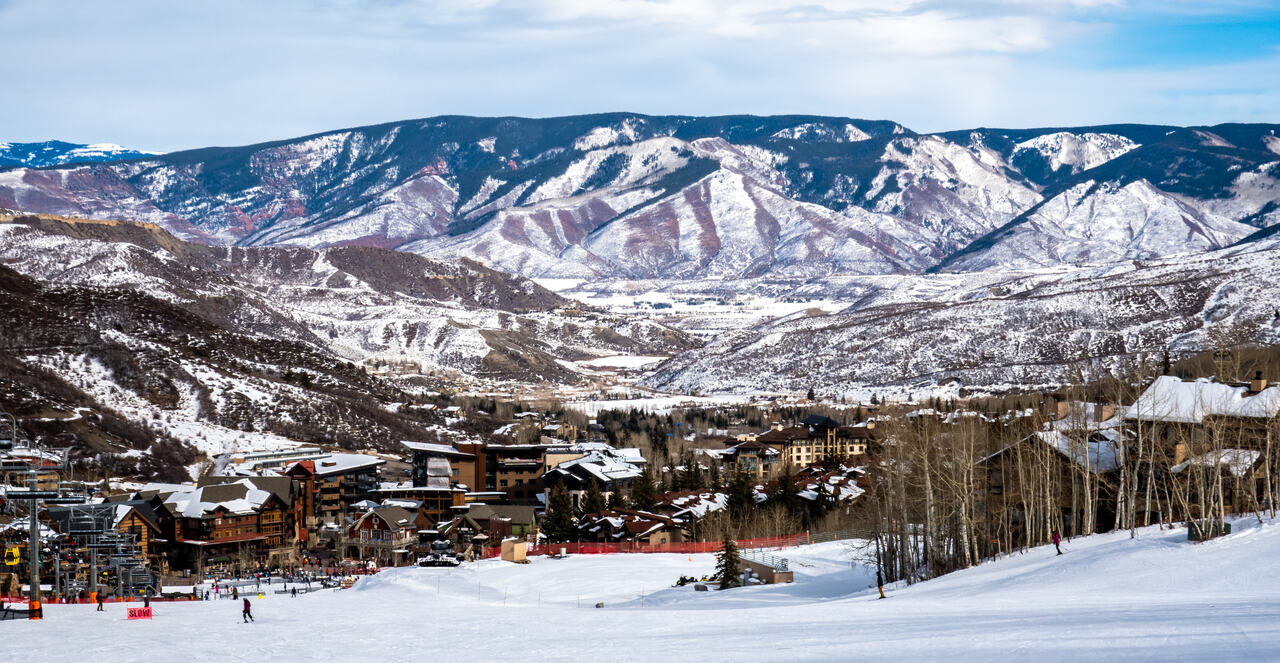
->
[401,440,485,492]
[577,509,686,544]
[341,506,416,566]
[754,415,872,468]
[284,453,385,526]
[372,482,468,532]
[147,479,299,573]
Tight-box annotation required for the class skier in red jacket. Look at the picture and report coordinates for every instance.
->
[1052,530,1063,555]
[242,597,254,623]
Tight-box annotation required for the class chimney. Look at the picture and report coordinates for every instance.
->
[1251,371,1268,393]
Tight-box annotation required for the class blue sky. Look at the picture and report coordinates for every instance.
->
[1,0,1277,152]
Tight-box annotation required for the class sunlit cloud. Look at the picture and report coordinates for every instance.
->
[0,0,1274,150]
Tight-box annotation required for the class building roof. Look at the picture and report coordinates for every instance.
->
[793,467,866,503]
[374,481,463,495]
[465,503,537,525]
[1171,448,1262,477]
[579,508,683,540]
[544,448,644,485]
[1126,376,1280,424]
[161,479,288,519]
[799,414,841,429]
[400,441,476,458]
[288,453,385,477]
[981,431,1123,474]
[722,440,781,457]
[353,506,416,533]
[653,490,727,518]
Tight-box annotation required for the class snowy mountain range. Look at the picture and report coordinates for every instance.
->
[3,115,1276,280]
[0,140,159,168]
[3,115,1280,396]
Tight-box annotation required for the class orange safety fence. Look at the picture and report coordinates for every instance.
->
[480,532,812,559]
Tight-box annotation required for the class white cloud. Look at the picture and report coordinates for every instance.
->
[0,0,1274,150]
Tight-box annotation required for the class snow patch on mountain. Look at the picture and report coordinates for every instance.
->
[525,138,692,204]
[573,118,646,151]
[1012,132,1139,175]
[771,122,871,143]
[1265,134,1280,156]
[459,176,506,216]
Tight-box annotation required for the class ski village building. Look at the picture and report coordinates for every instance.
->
[8,407,875,589]
[717,415,875,480]
[1122,374,1280,520]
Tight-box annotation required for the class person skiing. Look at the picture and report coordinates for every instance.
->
[242,597,254,623]
[96,592,104,611]
[291,587,297,598]
[1052,530,1063,555]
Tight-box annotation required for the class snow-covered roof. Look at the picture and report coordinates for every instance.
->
[1172,449,1261,477]
[547,450,644,484]
[162,479,285,519]
[1032,430,1122,473]
[1126,376,1280,424]
[613,447,646,463]
[655,490,728,518]
[292,452,385,477]
[401,440,474,457]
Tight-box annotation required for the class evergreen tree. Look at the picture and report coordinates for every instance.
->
[1161,346,1172,376]
[715,535,742,589]
[631,467,657,510]
[583,479,606,515]
[678,450,702,491]
[806,386,815,401]
[708,457,722,489]
[542,484,578,543]
[805,479,833,529]
[770,464,800,516]
[607,487,626,510]
[726,467,755,524]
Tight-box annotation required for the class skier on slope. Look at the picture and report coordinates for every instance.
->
[243,597,254,623]
[1052,530,1063,555]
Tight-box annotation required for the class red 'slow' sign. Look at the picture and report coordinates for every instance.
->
[127,606,152,620]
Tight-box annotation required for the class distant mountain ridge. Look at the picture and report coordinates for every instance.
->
[0,140,158,167]
[1,114,1277,279]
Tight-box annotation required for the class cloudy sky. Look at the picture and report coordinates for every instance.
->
[2,0,1278,152]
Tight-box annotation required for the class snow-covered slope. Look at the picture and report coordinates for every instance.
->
[643,240,1280,393]
[944,179,1259,271]
[11,518,1280,661]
